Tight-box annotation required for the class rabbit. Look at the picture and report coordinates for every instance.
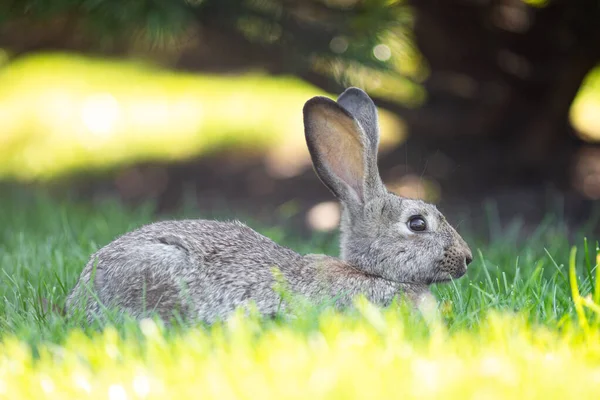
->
[66,87,472,324]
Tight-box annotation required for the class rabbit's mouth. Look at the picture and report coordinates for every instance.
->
[430,272,461,284]
[429,266,467,284]
[450,262,468,279]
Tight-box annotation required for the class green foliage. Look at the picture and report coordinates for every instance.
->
[0,1,425,104]
[0,0,191,40]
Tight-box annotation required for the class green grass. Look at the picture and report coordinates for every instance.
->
[0,187,599,398]
[0,53,404,181]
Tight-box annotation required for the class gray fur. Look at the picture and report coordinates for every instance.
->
[66,87,472,324]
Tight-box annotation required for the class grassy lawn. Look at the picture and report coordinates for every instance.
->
[0,187,599,398]
[0,53,405,181]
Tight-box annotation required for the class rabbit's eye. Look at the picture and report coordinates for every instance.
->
[408,216,427,232]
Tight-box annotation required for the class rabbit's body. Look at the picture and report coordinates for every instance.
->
[67,219,421,323]
[67,87,471,324]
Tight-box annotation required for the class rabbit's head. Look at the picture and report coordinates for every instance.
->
[303,88,472,285]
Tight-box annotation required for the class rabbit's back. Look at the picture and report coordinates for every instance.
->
[66,219,305,323]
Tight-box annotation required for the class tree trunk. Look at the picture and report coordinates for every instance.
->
[394,0,600,198]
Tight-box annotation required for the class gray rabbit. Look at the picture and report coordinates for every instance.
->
[66,87,472,324]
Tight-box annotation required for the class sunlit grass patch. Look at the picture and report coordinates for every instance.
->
[1,306,600,399]
[0,53,404,180]
[571,65,600,142]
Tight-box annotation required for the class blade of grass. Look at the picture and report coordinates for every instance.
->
[594,241,600,305]
[584,238,593,290]
[569,246,589,333]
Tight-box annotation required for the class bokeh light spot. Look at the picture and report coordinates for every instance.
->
[40,377,54,393]
[81,93,120,135]
[108,384,128,400]
[373,44,392,62]
[307,201,340,232]
[330,36,349,54]
[133,375,150,397]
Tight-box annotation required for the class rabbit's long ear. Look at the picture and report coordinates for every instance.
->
[337,87,380,157]
[303,94,385,207]
[336,87,384,197]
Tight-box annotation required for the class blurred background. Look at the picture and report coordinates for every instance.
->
[1,0,599,236]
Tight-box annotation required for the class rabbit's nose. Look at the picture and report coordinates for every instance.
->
[463,246,473,266]
[459,238,473,266]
